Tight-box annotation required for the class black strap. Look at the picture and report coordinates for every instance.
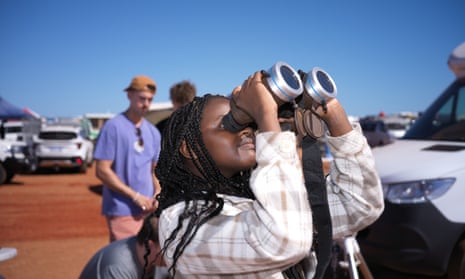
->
[301,136,332,279]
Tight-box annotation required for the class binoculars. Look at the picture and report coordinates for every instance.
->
[221,61,337,138]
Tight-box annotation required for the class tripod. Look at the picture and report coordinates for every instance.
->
[336,236,373,279]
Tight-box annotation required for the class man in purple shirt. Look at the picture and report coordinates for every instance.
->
[94,75,161,242]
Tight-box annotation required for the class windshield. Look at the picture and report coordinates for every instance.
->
[5,126,22,133]
[386,122,411,130]
[360,120,387,133]
[360,121,377,132]
[403,79,465,142]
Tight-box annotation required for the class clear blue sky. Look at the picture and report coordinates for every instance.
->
[1,0,464,119]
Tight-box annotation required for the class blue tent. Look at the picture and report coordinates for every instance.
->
[0,97,29,119]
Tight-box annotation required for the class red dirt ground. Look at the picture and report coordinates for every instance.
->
[0,162,331,279]
[0,165,108,279]
[0,162,436,279]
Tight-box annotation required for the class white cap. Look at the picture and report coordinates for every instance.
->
[448,41,465,78]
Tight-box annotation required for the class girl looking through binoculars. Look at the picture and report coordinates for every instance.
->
[154,70,384,278]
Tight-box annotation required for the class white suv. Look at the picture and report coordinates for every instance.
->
[358,41,465,278]
[34,124,94,173]
[0,139,30,183]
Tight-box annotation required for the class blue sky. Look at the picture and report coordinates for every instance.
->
[1,0,464,119]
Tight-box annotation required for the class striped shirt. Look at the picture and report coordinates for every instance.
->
[159,124,384,278]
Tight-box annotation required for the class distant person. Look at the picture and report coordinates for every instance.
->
[155,80,196,134]
[79,215,170,279]
[94,75,161,242]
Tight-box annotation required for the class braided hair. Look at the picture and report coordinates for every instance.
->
[137,213,162,279]
[154,94,255,276]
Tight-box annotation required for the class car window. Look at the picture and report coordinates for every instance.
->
[5,126,22,133]
[39,132,77,140]
[361,121,376,132]
[431,87,465,141]
[432,96,454,129]
[404,80,465,142]
[386,122,409,130]
[457,87,465,121]
[379,122,387,132]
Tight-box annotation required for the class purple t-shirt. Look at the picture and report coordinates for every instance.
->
[94,113,161,216]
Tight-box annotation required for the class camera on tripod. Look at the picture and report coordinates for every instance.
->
[221,61,338,138]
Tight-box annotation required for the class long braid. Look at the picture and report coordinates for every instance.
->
[140,217,153,279]
[155,94,254,277]
[138,213,163,279]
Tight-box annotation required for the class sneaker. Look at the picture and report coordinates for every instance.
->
[0,247,17,262]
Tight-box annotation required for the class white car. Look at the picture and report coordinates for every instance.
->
[0,139,30,183]
[2,121,25,142]
[359,119,394,147]
[34,124,94,173]
[383,115,417,139]
[358,41,465,278]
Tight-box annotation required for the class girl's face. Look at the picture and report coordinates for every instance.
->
[200,97,256,178]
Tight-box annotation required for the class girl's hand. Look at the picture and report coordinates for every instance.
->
[231,72,280,132]
[313,99,352,137]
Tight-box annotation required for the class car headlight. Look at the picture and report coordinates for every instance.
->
[383,178,456,204]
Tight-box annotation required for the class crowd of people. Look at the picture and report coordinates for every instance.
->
[78,69,384,279]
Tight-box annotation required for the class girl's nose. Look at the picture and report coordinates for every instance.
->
[239,126,254,137]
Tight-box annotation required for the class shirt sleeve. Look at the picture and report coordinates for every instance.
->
[159,132,313,277]
[326,123,385,238]
[146,120,161,163]
[93,121,116,161]
[248,131,313,262]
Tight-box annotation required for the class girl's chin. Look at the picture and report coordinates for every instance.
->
[243,158,258,169]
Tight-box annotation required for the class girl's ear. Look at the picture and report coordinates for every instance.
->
[180,140,198,160]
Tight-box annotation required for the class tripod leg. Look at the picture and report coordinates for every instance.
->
[350,236,374,279]
[348,253,359,279]
[344,237,360,279]
[338,236,375,279]
[355,251,374,279]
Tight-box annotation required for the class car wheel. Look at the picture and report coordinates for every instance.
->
[448,238,465,279]
[0,164,7,184]
[5,172,14,183]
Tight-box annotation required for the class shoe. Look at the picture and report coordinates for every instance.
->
[0,247,17,262]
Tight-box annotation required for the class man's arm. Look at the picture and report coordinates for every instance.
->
[95,159,153,211]
[151,162,161,209]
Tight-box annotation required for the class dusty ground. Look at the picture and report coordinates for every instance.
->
[0,162,439,279]
[0,165,108,279]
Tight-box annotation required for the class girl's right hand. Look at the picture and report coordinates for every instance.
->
[231,72,281,132]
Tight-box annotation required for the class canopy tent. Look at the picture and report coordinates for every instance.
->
[0,97,31,120]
